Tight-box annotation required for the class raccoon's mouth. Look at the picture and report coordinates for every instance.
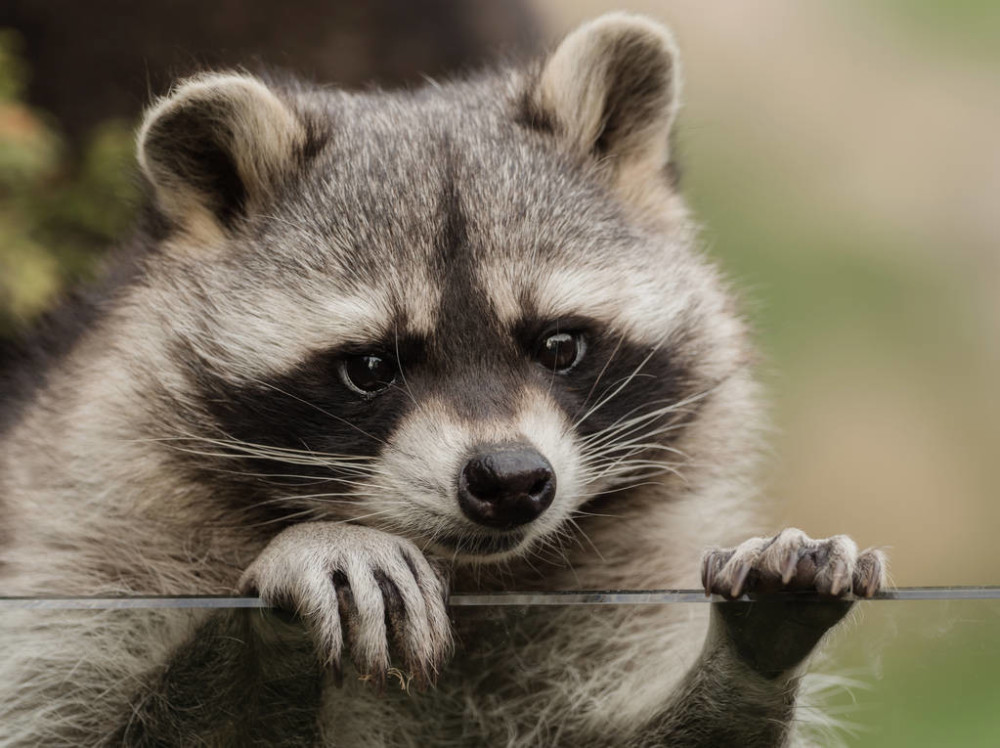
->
[430,528,528,556]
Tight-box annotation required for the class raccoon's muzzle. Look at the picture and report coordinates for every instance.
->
[457,444,555,529]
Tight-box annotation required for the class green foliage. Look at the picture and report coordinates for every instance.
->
[0,29,138,333]
[0,28,28,101]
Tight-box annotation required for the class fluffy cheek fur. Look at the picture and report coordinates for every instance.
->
[355,390,585,564]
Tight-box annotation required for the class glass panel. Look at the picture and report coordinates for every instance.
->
[823,597,1000,747]
[3,592,999,746]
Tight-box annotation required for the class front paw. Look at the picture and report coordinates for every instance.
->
[700,529,887,678]
[240,523,452,691]
[701,528,886,600]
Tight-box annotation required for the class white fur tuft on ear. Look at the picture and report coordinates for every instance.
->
[137,73,309,236]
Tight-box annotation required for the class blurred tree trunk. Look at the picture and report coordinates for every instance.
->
[0,0,539,145]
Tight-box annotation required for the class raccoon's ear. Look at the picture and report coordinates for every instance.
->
[137,73,311,236]
[527,14,682,211]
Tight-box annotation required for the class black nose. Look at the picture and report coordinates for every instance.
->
[458,445,556,529]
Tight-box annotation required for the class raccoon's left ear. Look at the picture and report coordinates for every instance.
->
[525,14,682,212]
[137,73,314,239]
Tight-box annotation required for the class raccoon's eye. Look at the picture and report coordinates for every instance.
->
[536,332,586,373]
[339,354,397,397]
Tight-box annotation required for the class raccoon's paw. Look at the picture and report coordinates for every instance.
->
[239,522,452,692]
[700,529,887,677]
[701,528,886,600]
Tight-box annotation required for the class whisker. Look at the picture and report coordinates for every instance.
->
[190,464,377,484]
[586,430,691,456]
[573,344,663,430]
[570,507,621,519]
[135,434,378,463]
[565,516,605,562]
[237,493,386,510]
[579,387,716,450]
[393,326,419,408]
[238,506,327,528]
[246,378,388,447]
[582,458,682,474]
[157,444,377,471]
[587,478,679,496]
[579,407,688,450]
[241,507,402,530]
[577,330,627,420]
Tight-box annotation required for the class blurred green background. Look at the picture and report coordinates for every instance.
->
[1,1,998,744]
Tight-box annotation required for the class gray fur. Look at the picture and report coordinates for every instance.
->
[0,14,884,747]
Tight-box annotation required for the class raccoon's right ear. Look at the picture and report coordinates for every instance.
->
[137,73,316,238]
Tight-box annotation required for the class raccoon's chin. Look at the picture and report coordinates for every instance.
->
[427,527,531,563]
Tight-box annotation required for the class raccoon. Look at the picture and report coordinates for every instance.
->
[0,14,885,747]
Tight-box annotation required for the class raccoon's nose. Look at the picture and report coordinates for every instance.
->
[458,445,556,529]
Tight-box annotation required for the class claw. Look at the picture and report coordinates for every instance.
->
[855,553,883,598]
[702,555,716,596]
[827,559,850,596]
[859,579,875,599]
[730,562,752,598]
[387,667,410,693]
[780,549,799,585]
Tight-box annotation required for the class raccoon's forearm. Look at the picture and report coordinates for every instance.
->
[634,652,796,748]
[623,606,801,748]
[109,610,324,747]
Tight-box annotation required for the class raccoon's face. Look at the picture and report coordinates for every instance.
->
[135,16,746,562]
